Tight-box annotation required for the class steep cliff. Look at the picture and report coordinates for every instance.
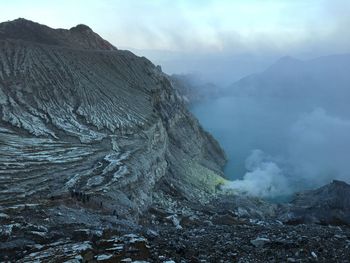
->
[0,18,226,241]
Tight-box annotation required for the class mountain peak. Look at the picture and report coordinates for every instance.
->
[1,18,53,32]
[329,179,350,190]
[277,55,298,61]
[9,17,34,23]
[274,55,302,66]
[264,55,303,74]
[70,24,92,32]
[0,18,117,51]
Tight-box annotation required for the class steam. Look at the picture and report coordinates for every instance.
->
[225,150,292,198]
[224,108,350,198]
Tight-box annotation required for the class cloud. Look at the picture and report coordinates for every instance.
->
[1,0,350,54]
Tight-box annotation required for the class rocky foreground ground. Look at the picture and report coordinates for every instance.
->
[1,210,350,263]
[1,189,350,262]
[147,220,350,263]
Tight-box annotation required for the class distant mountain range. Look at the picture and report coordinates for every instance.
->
[228,54,350,114]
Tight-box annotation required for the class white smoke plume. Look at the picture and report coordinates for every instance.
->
[225,150,292,198]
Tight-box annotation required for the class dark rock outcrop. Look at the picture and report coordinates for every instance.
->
[279,180,350,225]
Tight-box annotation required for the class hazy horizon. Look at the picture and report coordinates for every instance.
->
[2,0,350,84]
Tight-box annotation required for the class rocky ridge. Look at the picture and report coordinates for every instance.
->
[0,18,116,50]
[0,18,226,261]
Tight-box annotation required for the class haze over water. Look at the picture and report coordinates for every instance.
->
[191,54,350,199]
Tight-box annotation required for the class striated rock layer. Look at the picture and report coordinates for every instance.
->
[0,18,226,245]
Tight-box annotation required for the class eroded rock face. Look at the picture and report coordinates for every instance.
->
[0,19,226,260]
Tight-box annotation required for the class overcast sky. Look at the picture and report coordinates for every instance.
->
[1,0,349,53]
[2,0,349,82]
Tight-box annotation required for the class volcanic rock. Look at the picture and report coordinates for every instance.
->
[279,180,350,225]
[0,18,226,261]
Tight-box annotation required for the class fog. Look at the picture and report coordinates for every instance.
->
[191,55,350,199]
[134,51,280,86]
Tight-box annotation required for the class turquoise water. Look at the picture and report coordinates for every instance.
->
[190,96,297,181]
